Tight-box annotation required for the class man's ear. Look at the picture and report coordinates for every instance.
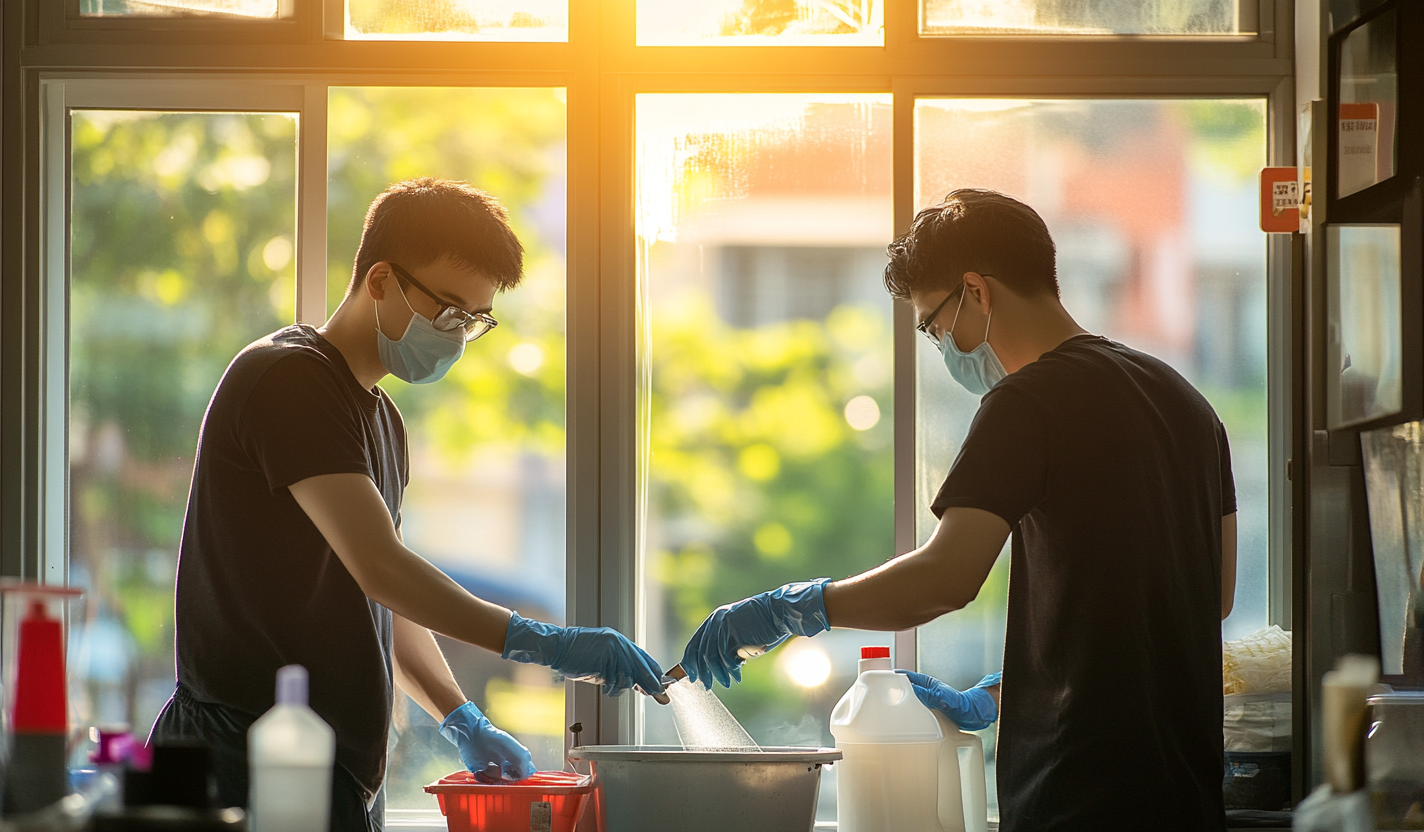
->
[365,262,392,301]
[963,271,992,312]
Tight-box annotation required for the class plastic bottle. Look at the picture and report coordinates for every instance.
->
[3,598,69,816]
[248,665,335,832]
[829,647,987,832]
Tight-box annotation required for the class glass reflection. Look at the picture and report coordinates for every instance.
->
[345,0,568,41]
[638,0,882,45]
[1327,224,1402,428]
[1361,422,1424,679]
[920,0,1252,35]
[79,0,280,16]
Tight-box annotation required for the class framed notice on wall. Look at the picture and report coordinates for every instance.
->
[1333,6,1398,200]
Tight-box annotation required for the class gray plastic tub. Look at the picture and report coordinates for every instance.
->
[567,745,840,832]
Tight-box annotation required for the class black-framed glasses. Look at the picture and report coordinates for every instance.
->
[915,281,966,345]
[389,262,498,342]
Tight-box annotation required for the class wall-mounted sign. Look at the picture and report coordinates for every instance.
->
[1259,167,1299,233]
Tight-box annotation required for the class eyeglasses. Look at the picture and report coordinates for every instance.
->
[915,282,967,345]
[389,263,498,343]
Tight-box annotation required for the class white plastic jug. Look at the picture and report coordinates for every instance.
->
[829,648,988,832]
[249,665,336,832]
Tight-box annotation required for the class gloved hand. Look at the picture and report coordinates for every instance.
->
[681,579,832,690]
[502,612,665,697]
[438,701,536,783]
[899,670,1002,731]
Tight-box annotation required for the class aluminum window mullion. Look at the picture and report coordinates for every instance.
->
[1266,75,1297,630]
[39,79,70,585]
[596,73,638,745]
[891,79,918,671]
[296,82,327,325]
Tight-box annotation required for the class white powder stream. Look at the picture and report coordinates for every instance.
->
[665,679,762,751]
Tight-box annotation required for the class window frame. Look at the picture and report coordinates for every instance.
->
[2,0,1297,765]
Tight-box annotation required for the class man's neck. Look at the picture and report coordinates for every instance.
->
[317,296,388,392]
[996,301,1090,375]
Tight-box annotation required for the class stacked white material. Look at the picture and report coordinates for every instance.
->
[1222,625,1293,753]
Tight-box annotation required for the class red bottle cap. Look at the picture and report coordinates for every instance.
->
[861,646,890,659]
[12,600,66,733]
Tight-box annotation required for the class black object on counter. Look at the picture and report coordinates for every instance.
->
[1223,751,1292,811]
[1225,809,1294,828]
[90,743,245,832]
[123,744,216,810]
[3,733,68,816]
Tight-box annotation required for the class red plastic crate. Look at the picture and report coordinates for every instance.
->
[424,771,593,832]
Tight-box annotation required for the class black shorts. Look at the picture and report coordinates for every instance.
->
[149,684,385,832]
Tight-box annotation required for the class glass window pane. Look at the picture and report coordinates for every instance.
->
[913,98,1267,819]
[345,0,568,41]
[68,110,298,738]
[327,86,568,809]
[921,0,1253,35]
[636,94,892,823]
[638,0,882,45]
[79,0,282,17]
[1337,10,1398,198]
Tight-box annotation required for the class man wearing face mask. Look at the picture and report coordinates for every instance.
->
[679,189,1237,831]
[152,179,665,831]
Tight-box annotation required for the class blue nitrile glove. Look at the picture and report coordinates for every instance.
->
[438,701,536,783]
[899,670,1002,731]
[681,579,832,690]
[502,612,665,698]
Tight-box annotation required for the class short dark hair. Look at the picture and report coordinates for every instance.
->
[883,189,1057,301]
[349,178,524,296]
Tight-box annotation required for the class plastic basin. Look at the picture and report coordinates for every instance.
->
[567,745,841,832]
[424,770,593,832]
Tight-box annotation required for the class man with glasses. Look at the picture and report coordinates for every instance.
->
[154,179,665,831]
[679,189,1237,831]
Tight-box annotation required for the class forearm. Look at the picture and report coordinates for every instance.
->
[288,474,516,655]
[393,615,468,721]
[356,542,513,654]
[823,507,1009,631]
[824,550,966,631]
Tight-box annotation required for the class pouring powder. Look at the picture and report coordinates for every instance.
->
[665,680,762,751]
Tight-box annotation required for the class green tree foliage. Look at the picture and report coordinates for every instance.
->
[326,87,568,456]
[70,111,298,727]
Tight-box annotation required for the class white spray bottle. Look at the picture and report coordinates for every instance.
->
[829,647,987,832]
[249,664,336,832]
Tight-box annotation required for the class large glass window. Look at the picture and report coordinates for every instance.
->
[913,98,1268,818]
[326,86,568,808]
[635,93,894,822]
[67,109,298,737]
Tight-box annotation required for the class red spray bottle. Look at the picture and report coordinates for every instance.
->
[2,583,81,816]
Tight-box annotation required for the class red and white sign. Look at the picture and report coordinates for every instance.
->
[1259,167,1299,234]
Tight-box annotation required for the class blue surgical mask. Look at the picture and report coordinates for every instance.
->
[376,282,466,384]
[938,289,1006,395]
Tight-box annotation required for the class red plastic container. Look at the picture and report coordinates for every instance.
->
[424,771,594,832]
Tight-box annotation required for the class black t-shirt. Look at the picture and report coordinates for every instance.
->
[932,335,1235,832]
[174,325,407,798]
